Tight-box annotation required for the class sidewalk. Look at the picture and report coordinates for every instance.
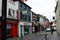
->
[7,31,46,40]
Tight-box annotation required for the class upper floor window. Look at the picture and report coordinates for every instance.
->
[20,12,27,21]
[8,9,15,17]
[28,15,31,22]
[27,13,31,22]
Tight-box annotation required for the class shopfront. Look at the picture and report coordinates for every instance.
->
[18,22,32,37]
[0,20,18,39]
[24,25,30,35]
[6,19,18,38]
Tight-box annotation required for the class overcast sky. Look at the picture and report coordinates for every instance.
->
[24,0,57,21]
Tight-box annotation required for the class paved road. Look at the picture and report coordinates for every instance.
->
[7,31,60,40]
[7,32,46,40]
[47,31,60,40]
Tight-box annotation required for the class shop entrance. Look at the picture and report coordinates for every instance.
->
[24,26,29,35]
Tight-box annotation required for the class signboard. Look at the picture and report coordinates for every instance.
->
[24,22,27,25]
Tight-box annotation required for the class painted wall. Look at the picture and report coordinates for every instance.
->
[7,0,19,19]
[0,0,19,18]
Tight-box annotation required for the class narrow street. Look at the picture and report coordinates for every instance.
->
[47,31,60,40]
[7,31,60,40]
[0,0,59,40]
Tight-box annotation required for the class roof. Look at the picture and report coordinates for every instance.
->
[19,1,32,9]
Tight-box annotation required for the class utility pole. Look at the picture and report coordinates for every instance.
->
[1,0,7,40]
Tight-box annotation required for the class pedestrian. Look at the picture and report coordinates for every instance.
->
[50,25,54,34]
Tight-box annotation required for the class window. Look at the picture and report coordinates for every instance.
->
[22,15,27,21]
[24,26,29,35]
[7,24,12,29]
[6,24,12,35]
[22,4,25,9]
[8,9,15,17]
[19,2,22,8]
[27,9,31,22]
[20,12,27,21]
[27,13,31,22]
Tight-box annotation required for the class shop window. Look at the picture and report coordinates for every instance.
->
[24,26,29,35]
[6,24,12,35]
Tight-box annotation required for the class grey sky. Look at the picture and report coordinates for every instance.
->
[24,0,57,21]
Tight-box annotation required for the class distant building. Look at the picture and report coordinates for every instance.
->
[39,15,44,31]
[32,12,40,33]
[43,16,49,29]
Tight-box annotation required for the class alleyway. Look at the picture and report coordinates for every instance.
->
[7,31,60,40]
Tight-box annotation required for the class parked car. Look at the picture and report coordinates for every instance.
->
[46,26,56,32]
[53,26,56,31]
[46,27,51,32]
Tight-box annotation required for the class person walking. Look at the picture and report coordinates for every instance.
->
[50,21,54,34]
[50,25,54,34]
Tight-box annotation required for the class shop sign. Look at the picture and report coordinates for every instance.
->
[7,20,17,23]
[22,10,27,15]
[24,22,27,25]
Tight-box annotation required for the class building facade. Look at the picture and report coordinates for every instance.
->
[18,1,32,37]
[0,0,19,38]
[39,15,44,31]
[55,0,60,34]
[32,12,40,33]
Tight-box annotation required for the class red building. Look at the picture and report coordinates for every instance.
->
[0,0,20,39]
[0,18,19,38]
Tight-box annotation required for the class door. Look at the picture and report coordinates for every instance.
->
[12,24,18,37]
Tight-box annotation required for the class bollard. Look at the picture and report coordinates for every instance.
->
[45,34,47,40]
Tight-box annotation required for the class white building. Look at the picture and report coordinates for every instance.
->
[7,0,19,19]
